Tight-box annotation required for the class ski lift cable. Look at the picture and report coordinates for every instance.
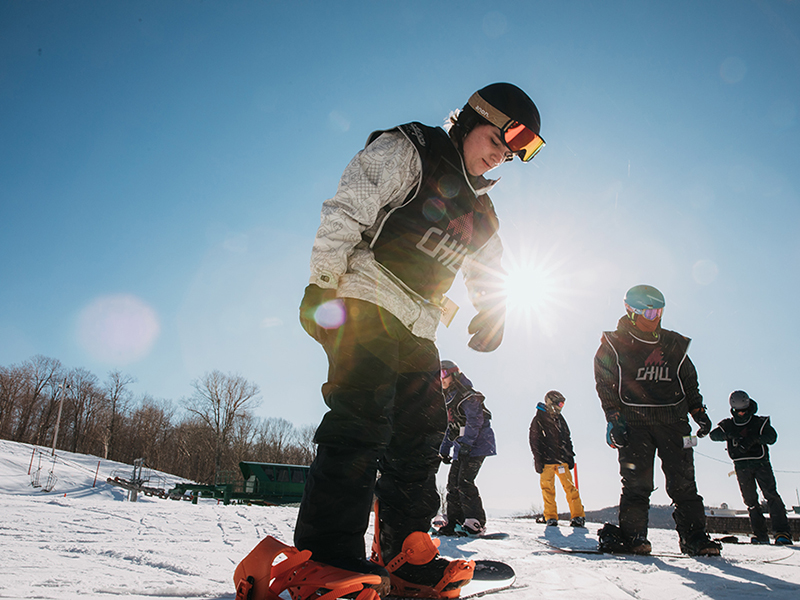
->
[695,449,800,473]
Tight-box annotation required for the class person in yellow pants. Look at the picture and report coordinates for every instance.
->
[529,391,585,527]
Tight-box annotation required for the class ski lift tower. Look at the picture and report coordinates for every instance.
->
[129,458,145,502]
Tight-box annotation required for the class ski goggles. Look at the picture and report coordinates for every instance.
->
[625,303,664,321]
[440,369,455,379]
[468,91,546,162]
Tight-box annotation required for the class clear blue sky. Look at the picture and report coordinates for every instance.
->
[2,0,799,514]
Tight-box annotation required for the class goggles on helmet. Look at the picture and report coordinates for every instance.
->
[440,369,454,379]
[468,91,545,162]
[625,303,663,321]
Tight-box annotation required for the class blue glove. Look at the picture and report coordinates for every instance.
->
[606,413,628,449]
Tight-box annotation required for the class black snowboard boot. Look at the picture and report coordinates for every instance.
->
[679,531,722,556]
[597,523,630,553]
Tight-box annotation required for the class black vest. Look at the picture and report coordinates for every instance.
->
[364,123,499,301]
[602,328,691,409]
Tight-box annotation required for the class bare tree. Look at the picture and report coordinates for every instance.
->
[101,370,135,459]
[12,355,62,443]
[0,364,26,439]
[63,367,103,454]
[185,371,261,476]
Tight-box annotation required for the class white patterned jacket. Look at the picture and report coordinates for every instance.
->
[308,128,505,342]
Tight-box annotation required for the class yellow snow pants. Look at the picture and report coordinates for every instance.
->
[540,463,585,521]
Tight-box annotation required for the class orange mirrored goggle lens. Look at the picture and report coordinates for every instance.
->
[504,122,545,162]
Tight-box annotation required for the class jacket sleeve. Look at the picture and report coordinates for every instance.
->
[439,434,453,457]
[709,423,727,442]
[758,416,778,445]
[461,232,506,313]
[594,335,621,420]
[529,416,544,473]
[678,354,704,413]
[458,392,486,448]
[562,417,575,469]
[309,131,420,289]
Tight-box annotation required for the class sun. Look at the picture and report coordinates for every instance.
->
[501,244,568,335]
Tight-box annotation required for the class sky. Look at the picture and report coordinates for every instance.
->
[2,1,800,515]
[2,439,799,600]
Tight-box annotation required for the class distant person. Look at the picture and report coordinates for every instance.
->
[594,285,721,556]
[710,390,793,545]
[436,360,496,536]
[529,390,585,527]
[290,83,545,599]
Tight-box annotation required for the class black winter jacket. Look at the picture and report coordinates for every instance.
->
[529,403,575,474]
[709,400,776,465]
[594,317,704,426]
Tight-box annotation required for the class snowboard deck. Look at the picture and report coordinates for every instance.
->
[388,560,515,599]
[534,537,701,559]
[431,529,510,540]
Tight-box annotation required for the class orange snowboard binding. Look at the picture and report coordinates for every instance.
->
[234,536,383,600]
[370,503,474,598]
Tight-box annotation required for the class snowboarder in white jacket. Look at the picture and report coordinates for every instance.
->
[295,83,545,598]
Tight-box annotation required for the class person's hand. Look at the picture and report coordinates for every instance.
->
[467,306,505,352]
[439,454,451,464]
[691,407,712,438]
[299,284,339,340]
[606,413,628,449]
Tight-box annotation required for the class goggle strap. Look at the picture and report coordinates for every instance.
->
[468,91,515,132]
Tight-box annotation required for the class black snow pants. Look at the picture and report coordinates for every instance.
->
[617,420,707,542]
[445,455,487,527]
[294,299,446,564]
[735,460,790,537]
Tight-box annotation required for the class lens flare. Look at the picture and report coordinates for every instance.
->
[77,294,160,364]
[315,299,346,329]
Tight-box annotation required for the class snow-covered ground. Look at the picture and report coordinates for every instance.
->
[1,439,798,600]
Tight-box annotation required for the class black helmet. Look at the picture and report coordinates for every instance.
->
[464,83,545,162]
[544,390,566,412]
[729,390,751,410]
[440,360,459,377]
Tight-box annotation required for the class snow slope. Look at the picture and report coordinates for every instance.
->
[1,439,798,600]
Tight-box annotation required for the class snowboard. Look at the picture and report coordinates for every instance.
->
[534,537,710,559]
[455,560,516,598]
[387,560,515,599]
[430,528,509,540]
[471,532,510,540]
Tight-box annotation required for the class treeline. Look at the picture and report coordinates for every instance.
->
[0,355,316,484]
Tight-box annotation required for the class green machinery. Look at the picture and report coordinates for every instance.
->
[168,461,310,506]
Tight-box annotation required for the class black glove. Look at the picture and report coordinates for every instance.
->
[692,407,712,438]
[467,305,506,352]
[299,284,338,340]
[606,413,628,449]
[439,454,451,464]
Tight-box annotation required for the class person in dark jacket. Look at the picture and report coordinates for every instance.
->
[436,360,496,536]
[529,390,585,527]
[710,390,793,545]
[594,284,720,557]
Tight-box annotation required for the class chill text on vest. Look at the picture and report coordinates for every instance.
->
[416,228,470,273]
[636,366,672,382]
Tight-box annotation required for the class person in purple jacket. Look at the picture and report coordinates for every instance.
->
[436,360,496,536]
